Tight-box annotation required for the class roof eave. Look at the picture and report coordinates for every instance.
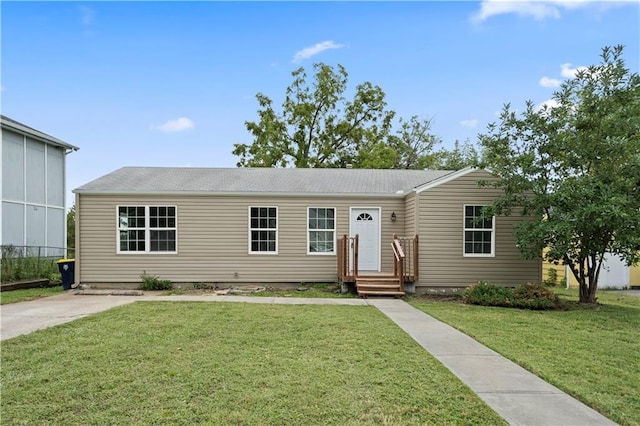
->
[1,117,80,152]
[73,189,411,198]
[413,166,484,193]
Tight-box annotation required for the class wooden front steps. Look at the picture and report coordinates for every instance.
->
[356,276,405,297]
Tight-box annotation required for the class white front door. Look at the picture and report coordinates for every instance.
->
[350,208,380,272]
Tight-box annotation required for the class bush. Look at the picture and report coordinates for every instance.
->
[139,272,172,291]
[544,268,559,287]
[463,282,515,306]
[463,282,559,310]
[512,283,560,310]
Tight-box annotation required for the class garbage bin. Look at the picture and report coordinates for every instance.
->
[57,259,75,290]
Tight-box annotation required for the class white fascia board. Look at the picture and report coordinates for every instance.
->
[414,166,482,194]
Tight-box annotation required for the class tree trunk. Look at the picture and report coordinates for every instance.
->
[573,257,598,304]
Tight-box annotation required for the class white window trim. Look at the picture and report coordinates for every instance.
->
[248,206,279,255]
[307,207,337,256]
[116,205,178,255]
[462,204,495,258]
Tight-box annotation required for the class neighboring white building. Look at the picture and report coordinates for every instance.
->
[1,115,79,256]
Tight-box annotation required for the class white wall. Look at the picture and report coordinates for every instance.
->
[1,128,67,255]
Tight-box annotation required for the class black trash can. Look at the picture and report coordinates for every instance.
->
[57,259,75,290]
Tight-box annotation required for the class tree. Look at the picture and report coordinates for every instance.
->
[356,115,443,169]
[479,45,640,303]
[66,205,75,250]
[233,63,394,168]
[438,139,480,170]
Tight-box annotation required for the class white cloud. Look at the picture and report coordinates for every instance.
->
[471,0,614,23]
[560,62,586,79]
[537,99,560,111]
[539,76,562,88]
[460,119,479,129]
[292,40,345,63]
[154,117,195,133]
[78,6,95,26]
[472,1,559,23]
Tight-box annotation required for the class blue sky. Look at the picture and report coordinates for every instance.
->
[2,1,638,206]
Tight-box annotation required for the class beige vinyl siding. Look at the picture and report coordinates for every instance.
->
[404,192,417,236]
[77,194,405,287]
[416,170,541,290]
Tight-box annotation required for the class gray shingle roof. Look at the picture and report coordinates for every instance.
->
[74,167,455,196]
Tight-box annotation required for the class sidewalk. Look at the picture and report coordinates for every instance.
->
[368,299,615,426]
[1,292,616,425]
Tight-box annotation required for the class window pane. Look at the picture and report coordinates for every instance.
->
[251,207,258,217]
[268,218,276,228]
[150,230,176,252]
[260,207,267,217]
[268,208,276,217]
[309,208,317,219]
[465,206,473,217]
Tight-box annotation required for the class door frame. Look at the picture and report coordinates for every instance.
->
[349,206,382,272]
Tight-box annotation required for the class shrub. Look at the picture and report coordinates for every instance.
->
[544,268,558,287]
[463,282,515,306]
[463,282,560,310]
[512,283,560,310]
[139,272,173,291]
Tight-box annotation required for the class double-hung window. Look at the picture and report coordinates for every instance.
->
[117,206,177,253]
[463,205,494,256]
[308,207,336,254]
[249,207,278,253]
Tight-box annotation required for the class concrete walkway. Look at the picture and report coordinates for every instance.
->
[1,292,616,425]
[367,299,615,426]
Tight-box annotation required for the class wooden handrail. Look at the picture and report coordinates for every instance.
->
[337,234,359,282]
[391,234,405,292]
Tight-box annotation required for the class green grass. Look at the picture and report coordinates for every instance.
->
[0,287,63,304]
[1,302,505,425]
[409,288,640,425]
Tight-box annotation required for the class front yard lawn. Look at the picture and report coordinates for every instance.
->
[1,302,504,425]
[410,289,640,425]
[0,286,63,304]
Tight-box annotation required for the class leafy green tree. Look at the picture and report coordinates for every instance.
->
[356,116,443,169]
[479,45,640,303]
[233,63,394,168]
[438,139,480,170]
[66,204,75,250]
[387,116,442,169]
